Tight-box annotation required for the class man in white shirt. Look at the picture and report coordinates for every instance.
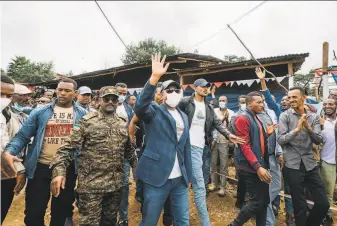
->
[210,96,234,197]
[320,98,337,226]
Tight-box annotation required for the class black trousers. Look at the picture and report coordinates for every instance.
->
[232,171,269,226]
[283,161,329,226]
[1,178,16,223]
[24,162,77,226]
[236,169,246,208]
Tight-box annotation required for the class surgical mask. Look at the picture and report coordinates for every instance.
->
[36,104,44,109]
[240,103,246,111]
[219,102,227,109]
[13,103,23,111]
[165,92,182,108]
[118,95,126,103]
[0,98,11,111]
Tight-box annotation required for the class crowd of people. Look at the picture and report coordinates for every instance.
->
[1,53,336,226]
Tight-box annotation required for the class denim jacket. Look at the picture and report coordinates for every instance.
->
[5,100,88,179]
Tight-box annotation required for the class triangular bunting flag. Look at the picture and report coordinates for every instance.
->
[230,81,236,87]
[214,82,223,88]
[276,76,286,83]
[189,84,195,90]
[182,85,188,90]
[225,81,231,86]
[246,80,254,87]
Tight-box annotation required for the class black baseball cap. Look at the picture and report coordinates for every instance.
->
[161,80,181,92]
[194,78,210,88]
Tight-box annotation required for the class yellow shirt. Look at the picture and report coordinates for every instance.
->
[39,105,73,165]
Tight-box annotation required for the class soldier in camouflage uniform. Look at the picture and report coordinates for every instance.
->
[50,86,137,226]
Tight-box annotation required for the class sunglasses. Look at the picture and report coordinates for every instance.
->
[38,100,48,104]
[165,89,181,94]
[102,96,118,103]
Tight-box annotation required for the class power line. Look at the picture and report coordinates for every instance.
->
[94,1,128,49]
[192,1,268,49]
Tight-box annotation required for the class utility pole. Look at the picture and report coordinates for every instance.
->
[322,42,329,99]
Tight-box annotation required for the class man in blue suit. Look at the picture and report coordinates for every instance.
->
[134,53,194,226]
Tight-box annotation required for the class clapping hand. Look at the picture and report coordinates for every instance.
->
[266,123,278,136]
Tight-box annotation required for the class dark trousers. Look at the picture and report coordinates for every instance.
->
[236,169,246,208]
[283,161,330,226]
[1,178,16,223]
[24,162,77,226]
[232,171,269,226]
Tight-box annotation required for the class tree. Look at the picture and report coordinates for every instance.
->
[65,70,74,76]
[121,38,181,65]
[223,55,247,63]
[293,73,317,96]
[7,56,55,83]
[1,68,6,76]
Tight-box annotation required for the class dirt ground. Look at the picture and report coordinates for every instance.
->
[3,167,337,226]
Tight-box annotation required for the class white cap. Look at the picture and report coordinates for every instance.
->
[14,84,32,95]
[78,86,92,95]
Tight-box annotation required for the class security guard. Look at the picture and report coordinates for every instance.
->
[50,86,137,226]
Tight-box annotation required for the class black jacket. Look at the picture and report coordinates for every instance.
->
[178,94,231,146]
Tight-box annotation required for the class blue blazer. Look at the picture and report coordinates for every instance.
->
[134,81,194,187]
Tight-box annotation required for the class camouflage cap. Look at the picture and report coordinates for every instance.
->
[99,86,119,98]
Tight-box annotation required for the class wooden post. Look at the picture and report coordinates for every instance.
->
[322,42,329,99]
[288,62,294,89]
[179,73,184,85]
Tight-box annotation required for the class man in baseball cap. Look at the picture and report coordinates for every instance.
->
[99,86,120,114]
[193,78,211,89]
[11,84,32,114]
[77,86,96,112]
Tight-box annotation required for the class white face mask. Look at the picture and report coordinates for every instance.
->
[118,95,126,103]
[219,102,227,109]
[240,103,246,111]
[165,92,182,108]
[0,98,12,111]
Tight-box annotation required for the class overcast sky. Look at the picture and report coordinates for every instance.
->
[1,1,337,76]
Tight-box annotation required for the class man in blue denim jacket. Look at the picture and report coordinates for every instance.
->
[1,78,88,226]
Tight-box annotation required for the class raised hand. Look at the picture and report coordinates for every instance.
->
[255,67,265,80]
[151,53,170,81]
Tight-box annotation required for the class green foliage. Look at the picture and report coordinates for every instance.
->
[223,55,247,63]
[7,56,55,83]
[121,38,181,65]
[65,70,74,76]
[293,73,317,96]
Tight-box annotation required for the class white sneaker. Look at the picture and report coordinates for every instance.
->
[209,183,217,192]
[218,188,226,197]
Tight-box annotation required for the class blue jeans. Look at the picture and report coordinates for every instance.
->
[266,155,282,226]
[202,146,211,189]
[191,145,211,226]
[139,177,189,226]
[119,159,131,222]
